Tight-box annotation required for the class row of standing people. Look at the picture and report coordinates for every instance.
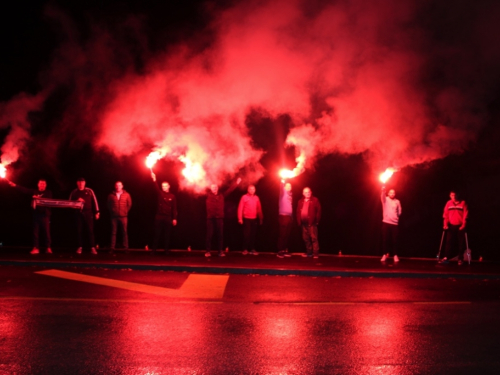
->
[6,176,468,262]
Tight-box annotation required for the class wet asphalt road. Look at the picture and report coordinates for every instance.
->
[1,266,500,374]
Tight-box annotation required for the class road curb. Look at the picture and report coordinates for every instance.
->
[1,259,500,279]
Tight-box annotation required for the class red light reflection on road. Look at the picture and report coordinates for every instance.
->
[116,301,208,374]
[348,306,411,374]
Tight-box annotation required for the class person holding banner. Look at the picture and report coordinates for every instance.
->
[8,179,53,255]
[70,178,100,255]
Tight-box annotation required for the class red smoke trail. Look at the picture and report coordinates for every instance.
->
[0,92,46,170]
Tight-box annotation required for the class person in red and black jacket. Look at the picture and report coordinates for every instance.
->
[151,172,177,255]
[296,187,321,259]
[9,179,53,255]
[69,177,100,255]
[439,191,468,265]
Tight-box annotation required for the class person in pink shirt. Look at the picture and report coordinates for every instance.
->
[439,191,468,265]
[238,185,263,255]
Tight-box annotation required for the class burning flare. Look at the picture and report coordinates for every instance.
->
[179,156,206,185]
[279,150,307,179]
[145,151,164,170]
[0,164,7,179]
[279,169,295,179]
[379,168,396,184]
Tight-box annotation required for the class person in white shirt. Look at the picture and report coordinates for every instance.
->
[380,186,402,262]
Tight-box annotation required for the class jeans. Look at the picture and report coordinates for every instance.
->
[76,212,95,247]
[206,218,223,251]
[277,215,292,251]
[110,217,128,249]
[153,215,173,251]
[382,222,398,256]
[243,218,259,251]
[301,224,319,255]
[33,215,51,248]
[444,224,465,260]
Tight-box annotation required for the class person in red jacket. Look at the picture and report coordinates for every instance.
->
[296,187,321,259]
[238,185,263,255]
[439,191,468,265]
[107,181,132,253]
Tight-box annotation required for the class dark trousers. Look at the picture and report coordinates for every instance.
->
[33,215,51,248]
[206,218,223,251]
[153,215,173,252]
[76,212,95,248]
[243,218,259,251]
[111,217,128,249]
[382,222,398,256]
[301,224,319,255]
[277,215,292,251]
[444,225,465,260]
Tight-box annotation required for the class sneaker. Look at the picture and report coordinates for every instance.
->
[438,257,449,264]
[302,253,313,258]
[393,255,399,263]
[283,251,292,258]
[313,254,319,259]
[218,251,226,257]
[46,248,53,254]
[249,250,258,255]
[91,247,98,255]
[380,254,387,262]
[76,247,82,254]
[457,260,463,266]
[277,251,285,258]
[30,248,40,255]
[205,251,211,257]
[242,250,248,255]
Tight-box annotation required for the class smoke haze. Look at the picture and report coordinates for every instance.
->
[1,0,499,188]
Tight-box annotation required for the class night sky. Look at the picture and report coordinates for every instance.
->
[1,0,500,259]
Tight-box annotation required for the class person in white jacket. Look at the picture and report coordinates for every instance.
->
[380,186,402,262]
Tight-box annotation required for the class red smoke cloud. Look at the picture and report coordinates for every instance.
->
[0,92,46,167]
[1,0,499,187]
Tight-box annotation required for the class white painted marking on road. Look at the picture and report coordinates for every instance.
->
[35,269,229,299]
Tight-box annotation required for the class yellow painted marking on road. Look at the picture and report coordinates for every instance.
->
[0,296,222,304]
[35,269,229,299]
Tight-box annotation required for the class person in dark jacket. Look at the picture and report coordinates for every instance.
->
[69,177,100,255]
[107,181,132,253]
[151,172,177,255]
[9,179,53,255]
[296,187,321,259]
[205,177,241,257]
